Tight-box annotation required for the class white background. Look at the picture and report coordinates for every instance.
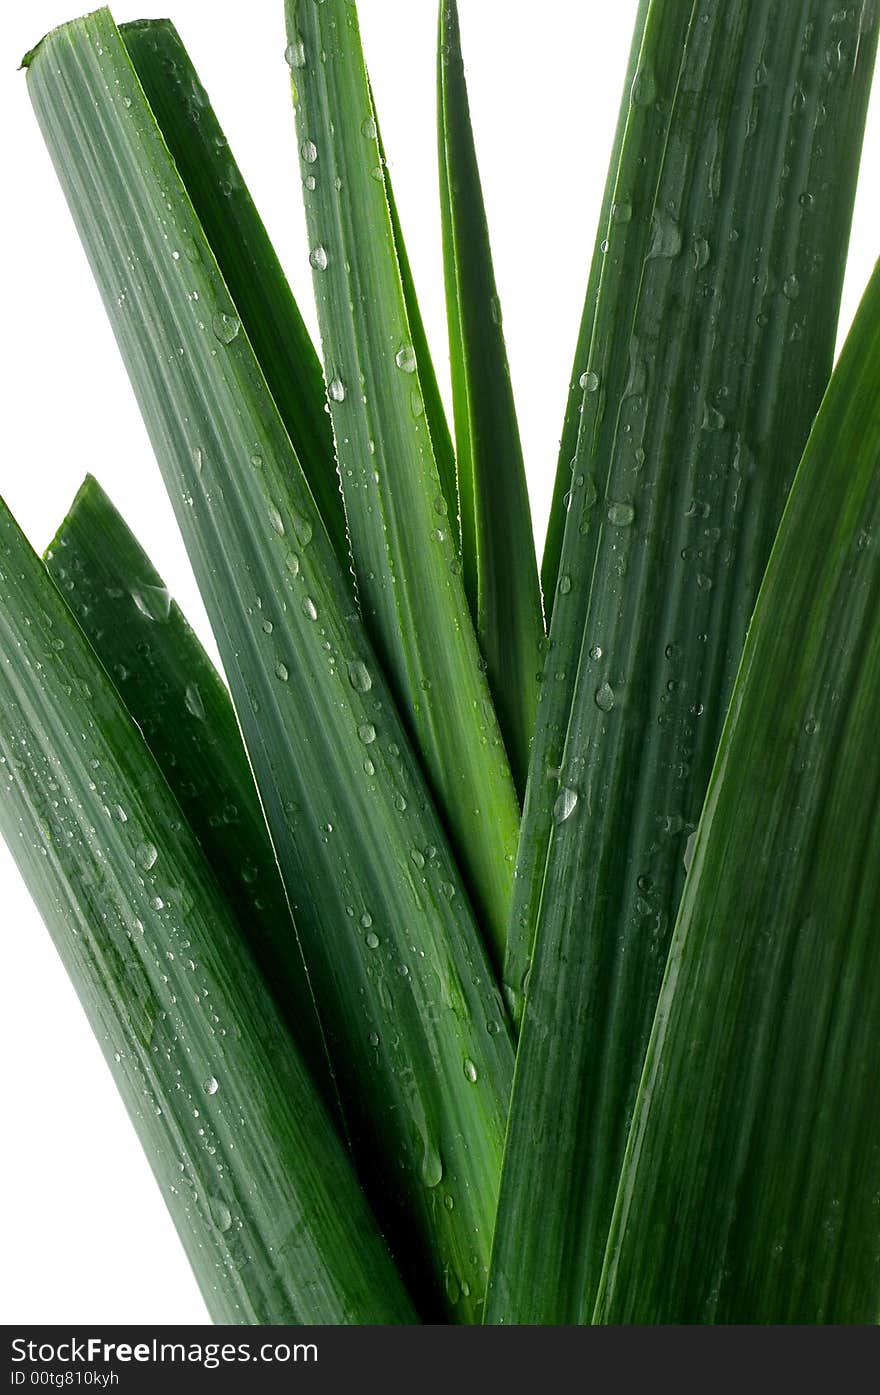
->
[1,0,878,1323]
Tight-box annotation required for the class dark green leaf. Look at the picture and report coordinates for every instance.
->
[596,257,880,1324]
[492,0,878,1324]
[26,8,513,1323]
[438,0,544,797]
[45,474,331,1098]
[0,494,415,1325]
[287,0,521,966]
[121,18,349,570]
[541,0,651,616]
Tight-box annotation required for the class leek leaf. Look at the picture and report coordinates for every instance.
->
[0,494,415,1325]
[26,8,513,1323]
[45,475,331,1096]
[438,0,544,797]
[597,258,880,1324]
[287,0,521,965]
[492,0,878,1324]
[120,18,349,571]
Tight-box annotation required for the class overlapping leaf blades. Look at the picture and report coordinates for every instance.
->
[597,257,880,1324]
[438,0,544,797]
[26,7,513,1323]
[491,0,878,1325]
[122,18,349,570]
[45,476,332,1097]
[7,0,879,1329]
[286,0,521,966]
[0,496,414,1325]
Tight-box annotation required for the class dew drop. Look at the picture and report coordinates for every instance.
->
[558,574,572,595]
[395,344,417,373]
[328,376,346,402]
[284,38,305,68]
[136,841,158,871]
[203,1076,219,1096]
[595,681,616,712]
[607,500,635,527]
[310,245,328,271]
[463,1058,478,1084]
[783,274,800,301]
[579,369,600,393]
[184,683,205,720]
[420,1142,443,1189]
[275,661,289,683]
[347,660,372,692]
[648,212,682,259]
[693,236,711,270]
[302,597,318,621]
[553,787,578,823]
[132,585,172,623]
[211,1199,232,1233]
[365,931,380,949]
[301,139,318,163]
[268,506,286,536]
[701,402,726,431]
[361,115,377,139]
[358,722,376,745]
[630,63,657,107]
[211,311,240,345]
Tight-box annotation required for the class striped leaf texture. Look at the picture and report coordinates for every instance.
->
[491,0,878,1324]
[0,495,415,1325]
[286,0,521,966]
[45,476,331,1098]
[597,257,880,1323]
[26,8,513,1322]
[438,0,544,797]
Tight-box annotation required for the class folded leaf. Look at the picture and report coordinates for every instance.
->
[45,475,331,1097]
[438,0,544,797]
[26,8,513,1323]
[596,257,880,1324]
[287,0,521,965]
[0,495,415,1325]
[121,18,348,569]
[492,0,878,1324]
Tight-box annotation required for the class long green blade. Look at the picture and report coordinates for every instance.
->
[26,8,512,1323]
[376,101,460,549]
[45,475,330,1095]
[0,496,415,1326]
[541,0,651,615]
[121,18,348,570]
[286,0,520,966]
[504,0,696,1018]
[492,0,878,1324]
[596,258,880,1324]
[438,0,544,797]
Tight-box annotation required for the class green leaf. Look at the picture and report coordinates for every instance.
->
[120,18,349,571]
[26,7,512,1323]
[541,0,651,616]
[45,475,331,1099]
[437,0,544,798]
[491,0,878,1324]
[375,97,460,549]
[286,0,521,966]
[0,495,415,1326]
[596,257,880,1324]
